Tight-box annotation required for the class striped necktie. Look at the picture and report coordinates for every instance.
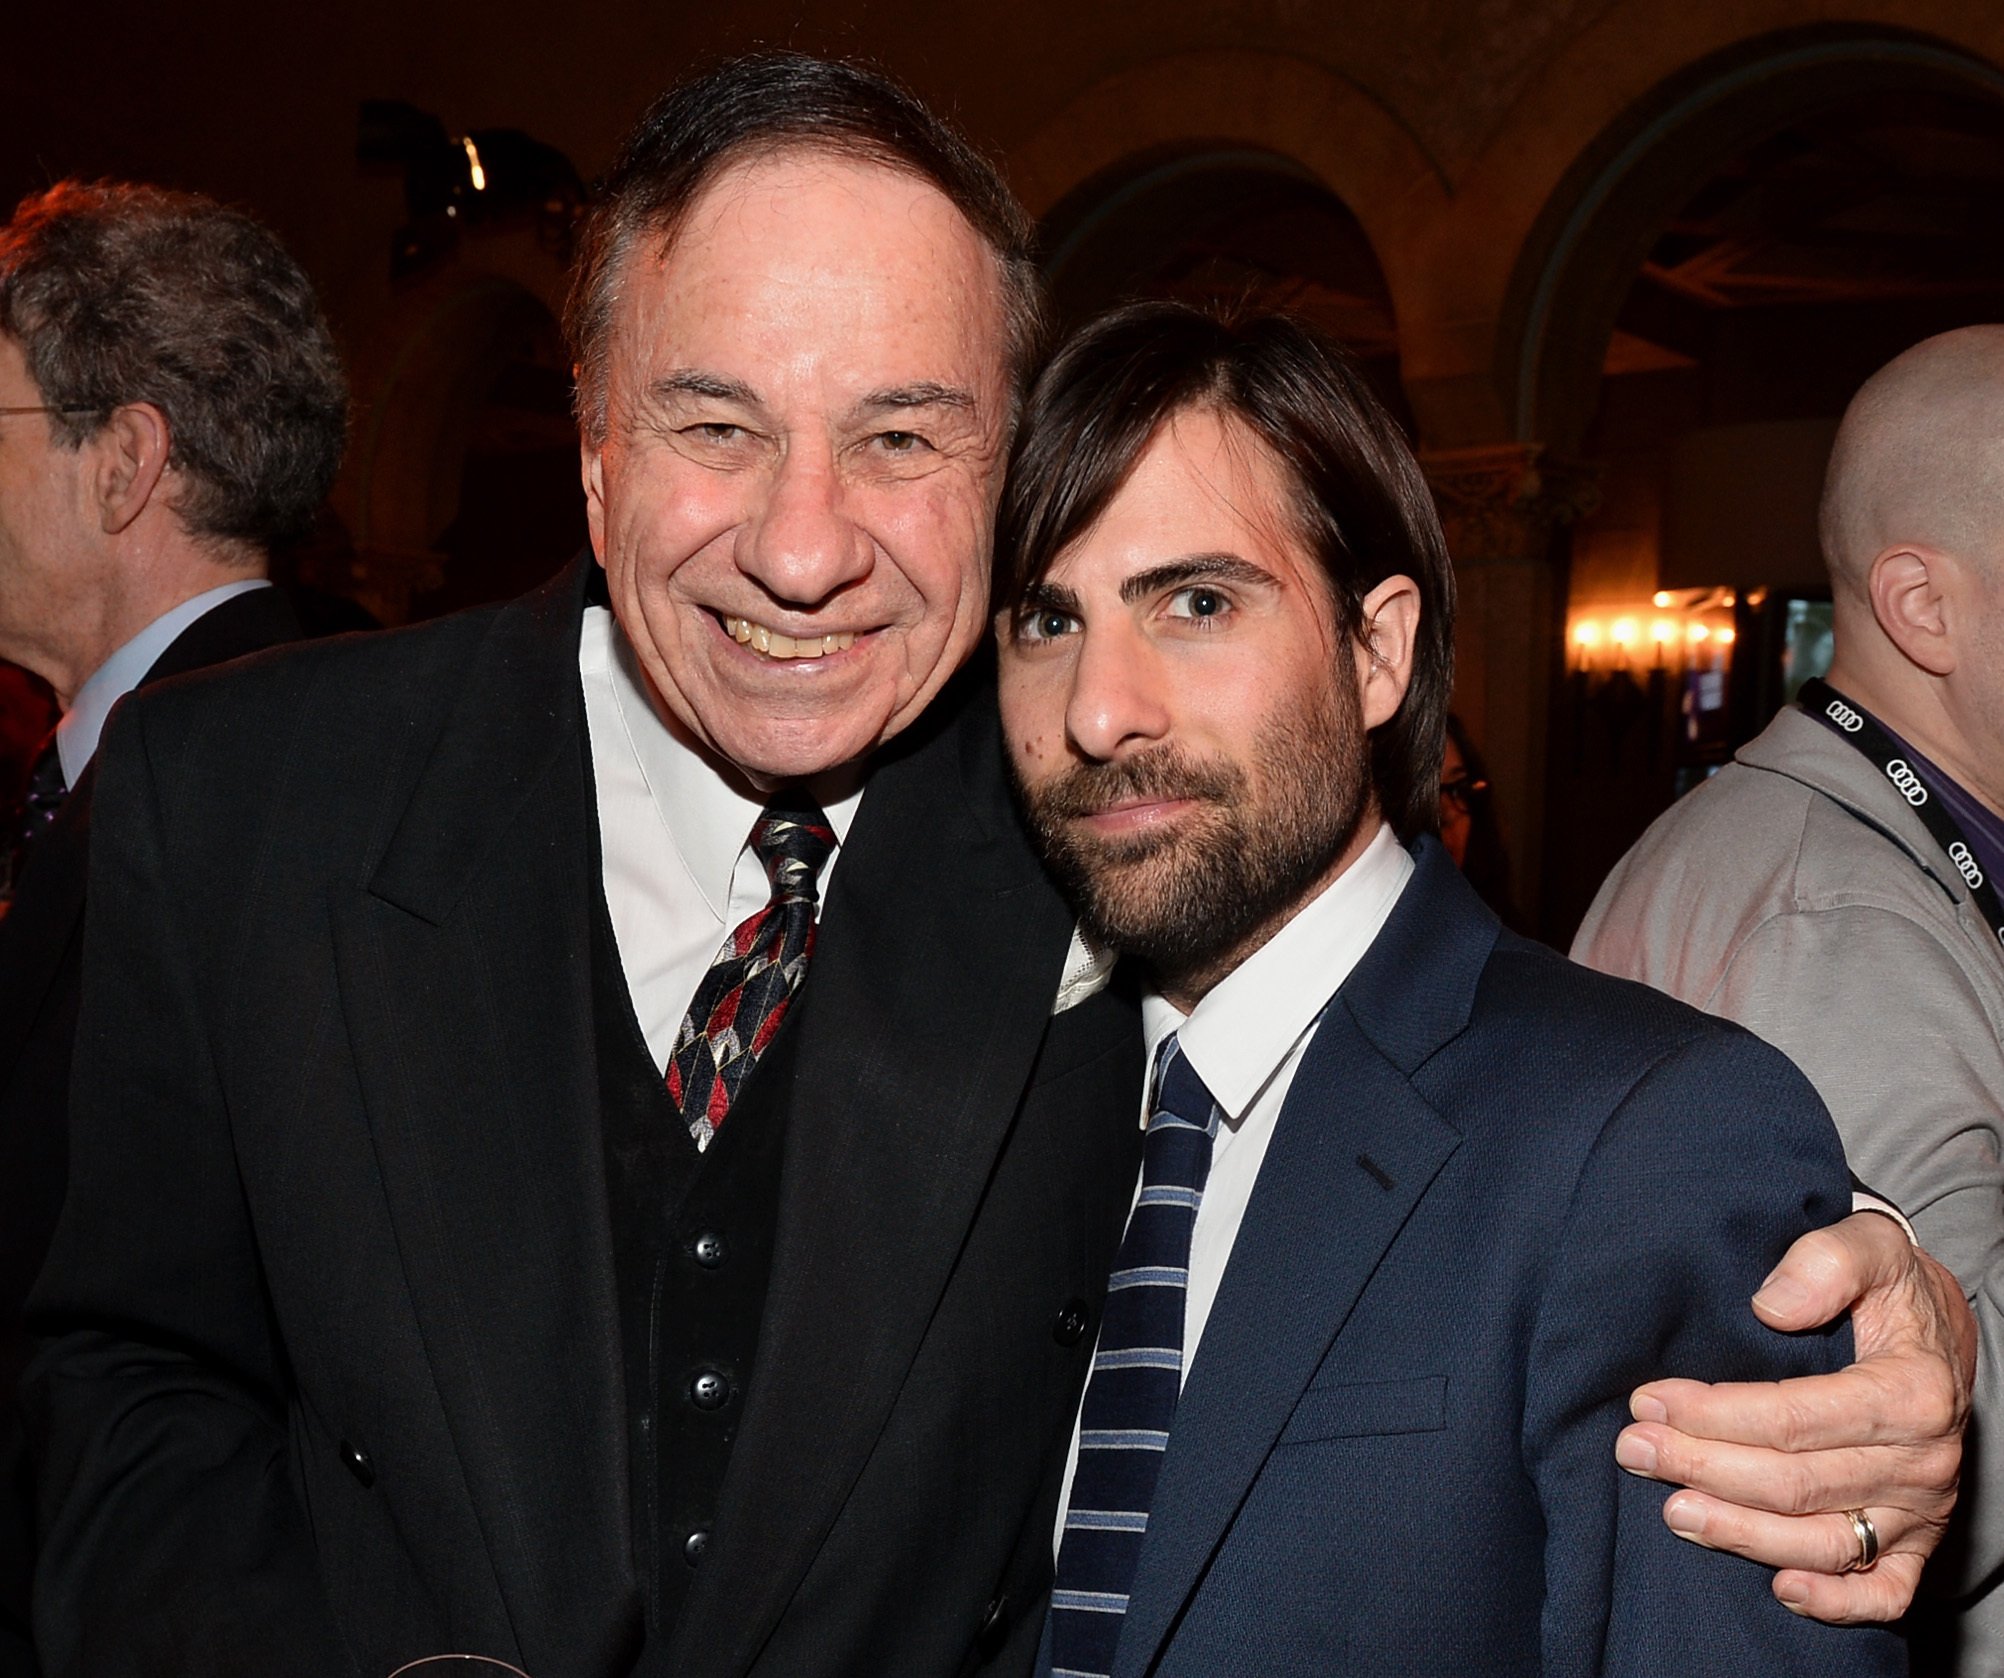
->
[1049,1035,1219,1678]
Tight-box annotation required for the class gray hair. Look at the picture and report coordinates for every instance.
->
[0,180,348,553]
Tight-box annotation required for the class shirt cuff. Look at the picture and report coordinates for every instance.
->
[1851,1189,1919,1247]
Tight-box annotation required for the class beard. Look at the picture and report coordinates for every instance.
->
[1014,679,1374,992]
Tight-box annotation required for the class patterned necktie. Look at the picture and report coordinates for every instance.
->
[1049,1035,1220,1678]
[2,734,67,901]
[666,798,836,1152]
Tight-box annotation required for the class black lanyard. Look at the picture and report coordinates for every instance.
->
[1797,677,2004,947]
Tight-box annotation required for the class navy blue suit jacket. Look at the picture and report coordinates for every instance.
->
[1048,839,1904,1678]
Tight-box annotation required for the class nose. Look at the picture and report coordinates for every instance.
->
[1064,619,1173,763]
[737,436,873,607]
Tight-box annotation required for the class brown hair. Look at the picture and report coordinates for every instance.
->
[996,300,1456,841]
[0,180,347,553]
[563,52,1045,446]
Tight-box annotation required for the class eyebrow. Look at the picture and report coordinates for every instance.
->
[1117,553,1278,604]
[649,370,759,405]
[1021,579,1084,618]
[857,381,976,414]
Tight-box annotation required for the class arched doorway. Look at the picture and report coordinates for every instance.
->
[1038,147,1408,427]
[1502,26,2004,941]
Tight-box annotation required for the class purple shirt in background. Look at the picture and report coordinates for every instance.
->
[1812,697,2004,894]
[1895,733,2004,897]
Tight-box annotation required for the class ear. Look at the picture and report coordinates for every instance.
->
[582,435,607,563]
[1867,545,1956,677]
[1353,573,1422,730]
[91,402,173,536]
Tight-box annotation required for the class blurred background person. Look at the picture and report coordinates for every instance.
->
[1575,326,2004,1675]
[0,180,348,1676]
[1440,711,1522,929]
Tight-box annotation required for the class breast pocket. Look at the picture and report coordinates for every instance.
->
[1278,1375,1448,1444]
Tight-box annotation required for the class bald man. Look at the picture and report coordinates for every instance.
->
[1577,326,2004,1675]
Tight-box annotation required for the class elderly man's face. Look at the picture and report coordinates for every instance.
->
[585,150,1012,784]
[0,335,95,684]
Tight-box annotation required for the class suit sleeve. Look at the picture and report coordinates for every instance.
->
[1713,903,2004,1595]
[1522,1028,1905,1678]
[19,701,356,1677]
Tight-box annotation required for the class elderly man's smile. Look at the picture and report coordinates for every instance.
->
[719,612,860,660]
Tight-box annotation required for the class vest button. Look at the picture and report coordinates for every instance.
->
[684,1529,711,1567]
[340,1440,375,1487]
[691,1231,726,1268]
[689,1369,731,1411]
[1052,1298,1090,1347]
[978,1594,1009,1642]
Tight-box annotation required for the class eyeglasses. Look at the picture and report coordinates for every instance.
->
[0,404,101,417]
[1440,771,1490,814]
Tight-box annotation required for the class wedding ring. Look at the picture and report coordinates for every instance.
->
[1842,1508,1881,1573]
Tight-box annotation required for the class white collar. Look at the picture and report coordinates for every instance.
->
[582,604,863,914]
[56,579,272,786]
[1141,821,1415,1124]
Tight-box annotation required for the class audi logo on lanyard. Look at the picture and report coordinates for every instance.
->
[1799,678,2004,948]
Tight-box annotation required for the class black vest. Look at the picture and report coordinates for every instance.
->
[589,878,793,1642]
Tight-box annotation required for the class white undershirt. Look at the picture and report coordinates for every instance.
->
[578,604,864,1066]
[1054,821,1415,1557]
[56,579,271,786]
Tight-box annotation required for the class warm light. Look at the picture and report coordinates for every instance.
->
[1722,590,1737,608]
[1716,626,1737,645]
[462,136,487,192]
[1573,620,1602,648]
[1686,623,1710,645]
[1652,591,1674,609]
[1651,619,1676,644]
[1611,617,1638,647]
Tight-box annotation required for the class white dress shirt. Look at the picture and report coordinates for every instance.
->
[578,604,865,1066]
[1055,820,1415,1555]
[55,579,272,786]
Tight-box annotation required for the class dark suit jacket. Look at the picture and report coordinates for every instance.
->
[0,585,302,1678]
[23,558,1144,1678]
[1056,842,1904,1678]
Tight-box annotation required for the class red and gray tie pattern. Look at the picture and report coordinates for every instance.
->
[666,799,836,1151]
[1048,1035,1219,1678]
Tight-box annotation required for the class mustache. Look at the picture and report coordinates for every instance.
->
[1027,747,1244,823]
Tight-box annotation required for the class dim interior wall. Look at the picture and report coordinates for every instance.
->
[7,0,2004,912]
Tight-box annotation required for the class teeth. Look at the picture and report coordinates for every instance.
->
[723,616,856,660]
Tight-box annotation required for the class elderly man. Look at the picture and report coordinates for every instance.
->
[1578,327,2004,1672]
[0,182,346,1677]
[20,56,1976,1678]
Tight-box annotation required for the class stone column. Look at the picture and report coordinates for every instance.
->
[1419,443,1598,928]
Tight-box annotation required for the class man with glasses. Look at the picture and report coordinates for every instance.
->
[0,180,346,1677]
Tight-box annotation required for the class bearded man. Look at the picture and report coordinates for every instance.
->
[995,300,1904,1677]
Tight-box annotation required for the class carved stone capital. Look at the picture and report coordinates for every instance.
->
[1418,442,1600,565]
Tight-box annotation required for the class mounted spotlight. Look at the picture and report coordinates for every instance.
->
[359,100,588,278]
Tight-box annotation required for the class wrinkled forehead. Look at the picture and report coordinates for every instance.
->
[609,149,1012,404]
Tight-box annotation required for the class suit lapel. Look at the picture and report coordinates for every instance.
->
[1114,845,1495,1678]
[667,665,1080,1678]
[330,560,637,1668]
[0,585,302,1079]
[0,775,91,1073]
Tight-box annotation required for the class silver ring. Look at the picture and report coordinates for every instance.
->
[1842,1508,1881,1573]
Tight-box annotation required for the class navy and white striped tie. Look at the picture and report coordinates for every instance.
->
[1049,1035,1219,1678]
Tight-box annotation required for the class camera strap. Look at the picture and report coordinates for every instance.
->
[1797,677,2004,947]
